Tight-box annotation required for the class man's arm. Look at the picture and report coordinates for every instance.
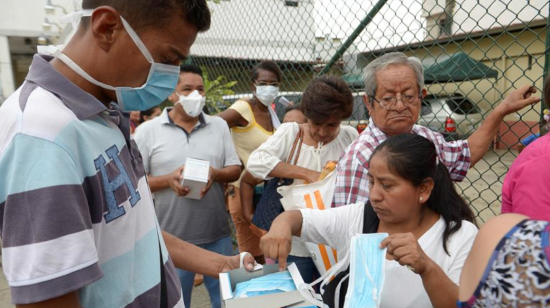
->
[201,165,241,197]
[147,166,189,196]
[467,85,540,166]
[162,231,255,278]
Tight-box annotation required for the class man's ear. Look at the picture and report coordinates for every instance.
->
[364,94,373,114]
[421,88,427,99]
[90,6,123,52]
[168,92,178,104]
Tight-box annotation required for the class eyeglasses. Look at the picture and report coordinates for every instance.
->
[255,80,281,87]
[370,95,421,110]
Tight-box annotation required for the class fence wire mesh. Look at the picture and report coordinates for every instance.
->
[191,0,550,223]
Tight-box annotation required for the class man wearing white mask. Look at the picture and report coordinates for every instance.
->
[0,2,255,308]
[134,65,241,308]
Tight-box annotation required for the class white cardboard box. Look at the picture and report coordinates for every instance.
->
[180,158,210,200]
[219,263,314,308]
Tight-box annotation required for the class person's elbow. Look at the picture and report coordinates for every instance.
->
[226,165,242,183]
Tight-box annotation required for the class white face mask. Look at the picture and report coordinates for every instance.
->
[255,85,279,106]
[176,90,206,117]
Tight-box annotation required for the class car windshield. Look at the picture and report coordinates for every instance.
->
[446,97,480,114]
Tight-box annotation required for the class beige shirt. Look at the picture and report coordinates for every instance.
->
[229,99,274,187]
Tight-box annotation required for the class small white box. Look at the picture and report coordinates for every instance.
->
[219,263,315,308]
[180,158,210,200]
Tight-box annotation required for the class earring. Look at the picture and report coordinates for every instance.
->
[419,197,423,202]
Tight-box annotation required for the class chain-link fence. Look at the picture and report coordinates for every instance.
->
[191,0,549,223]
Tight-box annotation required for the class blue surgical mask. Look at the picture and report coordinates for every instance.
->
[49,10,180,111]
[234,271,297,298]
[343,233,387,308]
[298,233,388,308]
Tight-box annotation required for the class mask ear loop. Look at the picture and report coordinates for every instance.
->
[298,248,351,308]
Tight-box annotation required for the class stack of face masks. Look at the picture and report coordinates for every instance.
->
[234,271,297,299]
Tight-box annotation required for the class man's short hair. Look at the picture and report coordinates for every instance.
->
[250,61,283,83]
[81,0,211,33]
[180,64,203,78]
[300,76,353,122]
[362,52,424,104]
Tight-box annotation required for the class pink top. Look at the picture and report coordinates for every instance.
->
[502,133,550,219]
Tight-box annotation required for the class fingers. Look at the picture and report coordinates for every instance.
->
[174,185,189,197]
[243,254,255,271]
[200,181,213,197]
[260,234,290,272]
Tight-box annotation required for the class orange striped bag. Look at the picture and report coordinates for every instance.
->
[277,169,338,275]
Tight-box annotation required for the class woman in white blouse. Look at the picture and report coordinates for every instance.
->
[261,134,478,308]
[244,76,359,283]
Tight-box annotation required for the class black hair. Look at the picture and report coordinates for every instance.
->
[284,104,301,114]
[370,134,476,255]
[139,106,161,123]
[180,64,203,78]
[250,61,282,82]
[300,76,353,122]
[81,0,211,33]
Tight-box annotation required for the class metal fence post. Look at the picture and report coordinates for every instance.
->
[317,0,388,77]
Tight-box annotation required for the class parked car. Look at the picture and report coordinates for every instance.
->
[417,93,483,140]
[219,92,369,132]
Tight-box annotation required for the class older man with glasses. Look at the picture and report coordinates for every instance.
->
[333,52,540,208]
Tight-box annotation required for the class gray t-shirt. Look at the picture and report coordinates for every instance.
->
[134,108,241,244]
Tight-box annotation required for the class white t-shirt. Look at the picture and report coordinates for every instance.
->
[300,203,478,308]
[248,122,358,257]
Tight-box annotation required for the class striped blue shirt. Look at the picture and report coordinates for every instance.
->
[0,55,183,307]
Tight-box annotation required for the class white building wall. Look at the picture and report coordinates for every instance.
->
[0,0,75,99]
[191,0,318,62]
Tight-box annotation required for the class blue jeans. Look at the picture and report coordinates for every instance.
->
[286,255,320,284]
[177,235,233,308]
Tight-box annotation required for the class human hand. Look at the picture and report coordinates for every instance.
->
[496,85,541,116]
[302,169,321,184]
[200,167,218,198]
[169,166,190,197]
[380,233,433,275]
[260,224,293,271]
[221,252,256,272]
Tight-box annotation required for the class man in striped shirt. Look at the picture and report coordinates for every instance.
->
[333,52,540,207]
[0,1,254,307]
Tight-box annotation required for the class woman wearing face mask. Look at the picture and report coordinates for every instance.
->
[217,61,283,264]
[261,134,478,308]
[246,76,359,283]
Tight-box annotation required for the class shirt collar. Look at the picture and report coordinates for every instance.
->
[162,107,209,128]
[25,54,108,120]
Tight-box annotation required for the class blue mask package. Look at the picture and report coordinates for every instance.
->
[234,271,297,299]
[343,233,388,308]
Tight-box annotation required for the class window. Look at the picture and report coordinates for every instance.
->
[285,0,299,7]
[446,98,480,115]
[438,17,452,36]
